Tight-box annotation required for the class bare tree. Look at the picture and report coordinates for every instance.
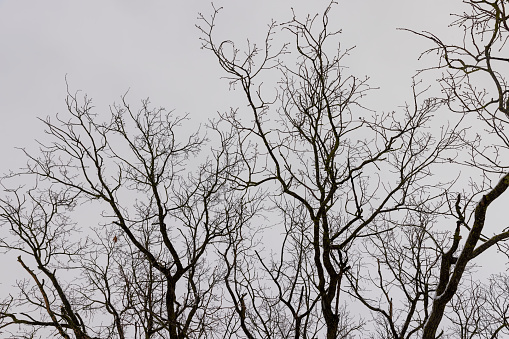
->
[0,93,257,339]
[447,274,509,338]
[402,1,509,337]
[3,2,509,339]
[345,1,509,338]
[198,3,462,338]
[348,212,448,339]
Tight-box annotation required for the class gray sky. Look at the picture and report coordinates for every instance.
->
[0,0,473,272]
[0,0,461,172]
[7,0,505,280]
[2,0,508,332]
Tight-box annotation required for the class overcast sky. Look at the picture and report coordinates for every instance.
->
[3,0,509,319]
[0,0,463,172]
[7,0,506,266]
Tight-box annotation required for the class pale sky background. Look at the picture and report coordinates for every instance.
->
[3,0,506,296]
[5,2,509,337]
[0,0,462,172]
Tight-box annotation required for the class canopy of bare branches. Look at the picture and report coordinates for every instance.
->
[1,1,509,339]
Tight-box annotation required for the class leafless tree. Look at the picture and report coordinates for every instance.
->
[402,1,509,337]
[0,93,258,339]
[447,274,509,338]
[198,3,462,338]
[346,1,509,338]
[348,212,447,339]
[3,1,509,339]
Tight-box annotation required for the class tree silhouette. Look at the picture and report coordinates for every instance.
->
[1,1,509,338]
